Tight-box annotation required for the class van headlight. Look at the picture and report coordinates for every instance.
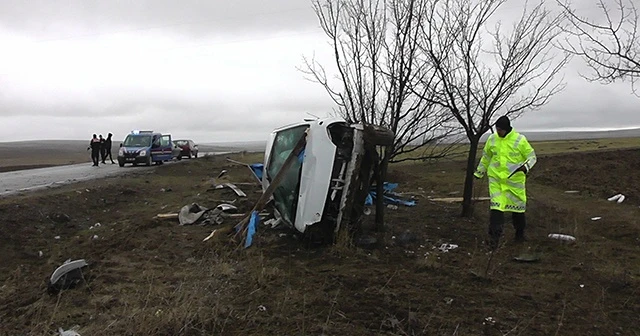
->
[139,150,147,156]
[119,148,125,156]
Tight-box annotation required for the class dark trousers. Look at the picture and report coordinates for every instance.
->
[103,149,114,163]
[488,210,526,247]
[91,149,100,166]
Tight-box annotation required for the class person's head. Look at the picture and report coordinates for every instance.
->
[99,134,103,139]
[494,115,512,137]
[108,133,112,138]
[93,133,97,138]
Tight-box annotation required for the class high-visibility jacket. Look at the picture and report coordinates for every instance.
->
[474,129,537,213]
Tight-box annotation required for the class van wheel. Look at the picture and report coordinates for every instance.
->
[146,156,152,166]
[119,162,125,167]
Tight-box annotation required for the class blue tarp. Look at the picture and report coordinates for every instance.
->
[365,182,416,207]
[244,210,260,248]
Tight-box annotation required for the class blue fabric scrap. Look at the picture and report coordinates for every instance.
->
[244,210,260,248]
[249,163,264,181]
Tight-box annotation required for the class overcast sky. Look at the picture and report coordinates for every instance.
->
[0,0,638,143]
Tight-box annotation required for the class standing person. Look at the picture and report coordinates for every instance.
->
[87,134,101,166]
[99,134,106,164]
[473,116,537,250]
[102,133,115,164]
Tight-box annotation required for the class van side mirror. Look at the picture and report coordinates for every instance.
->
[119,143,123,148]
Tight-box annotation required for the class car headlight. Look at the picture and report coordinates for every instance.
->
[139,150,147,156]
[118,148,125,156]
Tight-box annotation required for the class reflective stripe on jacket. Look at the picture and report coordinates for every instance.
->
[474,129,536,213]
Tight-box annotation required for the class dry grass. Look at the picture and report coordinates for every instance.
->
[1,141,639,335]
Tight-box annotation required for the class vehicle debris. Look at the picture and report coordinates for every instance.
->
[58,326,81,336]
[48,259,89,294]
[202,229,217,242]
[548,233,576,242]
[154,213,179,220]
[210,183,247,197]
[591,216,602,221]
[366,182,417,207]
[438,243,459,252]
[244,211,260,248]
[216,203,238,213]
[225,158,265,183]
[607,193,625,203]
[178,203,223,226]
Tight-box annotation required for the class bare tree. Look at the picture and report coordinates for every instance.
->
[301,0,460,229]
[416,0,569,217]
[558,0,640,94]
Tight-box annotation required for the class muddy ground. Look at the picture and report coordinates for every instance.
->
[1,149,639,335]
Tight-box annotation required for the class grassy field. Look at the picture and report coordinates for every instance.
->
[0,139,639,335]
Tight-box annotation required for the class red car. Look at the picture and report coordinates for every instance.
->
[173,139,199,159]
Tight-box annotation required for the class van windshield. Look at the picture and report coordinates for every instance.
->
[123,135,152,147]
[266,125,309,225]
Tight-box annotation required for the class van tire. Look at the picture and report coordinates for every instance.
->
[146,156,152,166]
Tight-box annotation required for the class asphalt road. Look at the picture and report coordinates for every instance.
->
[0,152,230,198]
[0,161,150,198]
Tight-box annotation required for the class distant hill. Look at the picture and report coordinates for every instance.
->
[519,128,640,142]
[199,141,267,152]
[466,128,640,143]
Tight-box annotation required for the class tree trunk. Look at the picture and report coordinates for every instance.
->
[461,137,480,217]
[375,146,391,231]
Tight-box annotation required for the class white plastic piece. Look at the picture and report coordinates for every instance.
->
[607,194,622,202]
[438,243,459,252]
[50,259,89,284]
[548,234,576,242]
[617,195,626,203]
[58,327,81,336]
[591,217,602,221]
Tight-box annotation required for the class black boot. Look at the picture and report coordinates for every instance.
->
[513,212,526,243]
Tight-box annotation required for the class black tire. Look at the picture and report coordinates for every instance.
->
[188,152,192,159]
[177,156,182,161]
[146,155,152,166]
[194,152,198,158]
[118,162,125,167]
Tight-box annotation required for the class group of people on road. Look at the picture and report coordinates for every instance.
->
[88,133,115,166]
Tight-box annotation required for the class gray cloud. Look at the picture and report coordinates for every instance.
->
[0,0,318,39]
[0,0,639,144]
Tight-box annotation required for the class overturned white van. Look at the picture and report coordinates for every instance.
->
[261,117,392,241]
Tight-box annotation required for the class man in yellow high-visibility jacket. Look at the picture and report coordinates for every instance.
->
[474,116,537,250]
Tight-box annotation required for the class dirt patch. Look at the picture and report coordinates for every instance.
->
[0,152,638,335]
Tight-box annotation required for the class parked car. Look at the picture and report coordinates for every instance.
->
[173,139,198,159]
[118,130,174,167]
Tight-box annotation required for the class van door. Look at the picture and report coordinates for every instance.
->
[159,135,173,161]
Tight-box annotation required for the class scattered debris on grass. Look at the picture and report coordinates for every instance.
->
[608,193,626,203]
[58,326,81,336]
[47,259,88,294]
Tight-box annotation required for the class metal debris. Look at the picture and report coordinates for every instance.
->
[438,243,458,252]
